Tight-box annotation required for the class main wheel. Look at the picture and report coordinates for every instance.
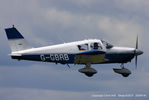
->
[78,67,97,77]
[84,73,94,77]
[121,73,130,77]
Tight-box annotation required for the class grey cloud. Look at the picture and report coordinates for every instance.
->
[0,87,92,100]
[114,0,149,16]
[0,64,148,92]
[0,64,148,100]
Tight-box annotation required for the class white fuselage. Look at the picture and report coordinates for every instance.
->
[10,39,136,64]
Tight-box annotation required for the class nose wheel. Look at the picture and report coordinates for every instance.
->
[113,64,131,77]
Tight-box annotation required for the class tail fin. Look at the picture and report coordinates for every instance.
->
[5,26,32,52]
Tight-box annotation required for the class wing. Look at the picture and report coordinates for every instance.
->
[74,50,106,64]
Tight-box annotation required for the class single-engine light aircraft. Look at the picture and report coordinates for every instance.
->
[4,25,143,77]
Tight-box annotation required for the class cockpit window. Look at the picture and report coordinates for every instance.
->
[78,44,88,51]
[90,42,102,50]
[101,40,113,49]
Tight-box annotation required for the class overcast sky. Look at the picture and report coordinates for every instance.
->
[0,0,149,100]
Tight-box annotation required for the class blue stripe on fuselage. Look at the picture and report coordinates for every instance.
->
[18,54,75,64]
[11,53,134,64]
[77,50,105,55]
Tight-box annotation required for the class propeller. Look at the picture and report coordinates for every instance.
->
[134,35,143,69]
[135,35,138,69]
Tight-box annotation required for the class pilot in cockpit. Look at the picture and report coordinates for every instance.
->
[93,42,99,50]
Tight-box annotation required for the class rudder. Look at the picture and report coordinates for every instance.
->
[5,26,32,52]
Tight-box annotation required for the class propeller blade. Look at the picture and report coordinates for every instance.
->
[135,55,137,69]
[135,35,138,69]
[136,35,138,49]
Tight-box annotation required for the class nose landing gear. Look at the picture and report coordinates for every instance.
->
[113,64,131,77]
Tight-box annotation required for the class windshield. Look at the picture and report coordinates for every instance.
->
[101,40,113,49]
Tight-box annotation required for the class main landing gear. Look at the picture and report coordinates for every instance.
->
[78,63,97,77]
[113,63,131,77]
[78,63,131,77]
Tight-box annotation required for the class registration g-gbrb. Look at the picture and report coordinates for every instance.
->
[4,26,143,77]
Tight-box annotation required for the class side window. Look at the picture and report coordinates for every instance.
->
[90,42,102,50]
[78,44,88,51]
